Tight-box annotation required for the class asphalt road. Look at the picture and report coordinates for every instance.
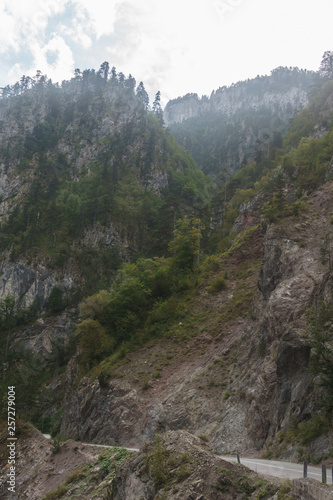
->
[80,442,140,452]
[218,455,333,483]
[43,434,140,452]
[42,433,331,483]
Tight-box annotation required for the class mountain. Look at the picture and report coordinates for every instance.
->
[0,71,212,306]
[165,67,316,177]
[1,63,333,499]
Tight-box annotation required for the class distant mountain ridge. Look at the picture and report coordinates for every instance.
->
[165,67,313,124]
[165,67,316,176]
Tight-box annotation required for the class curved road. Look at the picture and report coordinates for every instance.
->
[43,434,140,453]
[80,442,140,452]
[43,434,331,483]
[219,455,332,482]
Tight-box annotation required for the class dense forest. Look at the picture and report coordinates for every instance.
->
[166,67,319,178]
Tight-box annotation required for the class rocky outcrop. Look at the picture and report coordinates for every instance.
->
[233,193,265,233]
[164,70,314,175]
[61,183,333,456]
[164,73,310,126]
[12,310,77,361]
[257,240,283,300]
[61,371,146,446]
[293,479,333,500]
[109,430,279,500]
[0,261,68,306]
[0,423,114,500]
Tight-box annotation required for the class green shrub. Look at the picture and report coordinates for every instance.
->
[50,436,63,454]
[142,378,150,390]
[146,434,170,488]
[47,286,64,313]
[65,469,85,484]
[198,434,209,442]
[256,483,277,499]
[76,319,115,368]
[98,368,112,387]
[277,480,295,500]
[42,485,68,500]
[297,415,327,445]
[208,276,226,294]
[236,475,255,495]
[176,464,192,482]
[216,469,232,491]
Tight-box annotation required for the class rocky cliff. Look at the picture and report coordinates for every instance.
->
[164,67,315,175]
[2,67,333,500]
[58,182,333,458]
[0,74,209,309]
[164,67,313,125]
[164,83,308,126]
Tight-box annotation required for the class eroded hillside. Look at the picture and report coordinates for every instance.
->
[2,66,333,500]
[56,182,333,459]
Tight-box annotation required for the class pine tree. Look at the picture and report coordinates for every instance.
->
[168,214,203,270]
[136,81,149,108]
[98,61,110,81]
[152,91,164,125]
[319,51,333,79]
[125,74,136,93]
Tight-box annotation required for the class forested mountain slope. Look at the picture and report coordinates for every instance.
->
[165,67,316,177]
[2,62,333,500]
[0,69,212,306]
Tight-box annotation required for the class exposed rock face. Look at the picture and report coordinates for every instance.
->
[257,240,283,300]
[164,93,207,124]
[293,479,333,500]
[0,80,197,309]
[61,183,333,455]
[164,80,309,126]
[12,310,77,361]
[109,430,279,500]
[0,261,69,306]
[0,218,131,307]
[61,370,146,446]
[233,194,265,233]
[0,423,112,500]
[164,71,313,175]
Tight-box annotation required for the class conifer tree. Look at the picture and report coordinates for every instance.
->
[168,214,203,270]
[125,74,136,93]
[99,61,110,80]
[136,81,149,108]
[319,51,333,79]
[152,91,164,125]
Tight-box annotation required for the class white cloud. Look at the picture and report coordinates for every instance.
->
[0,9,20,52]
[8,63,25,82]
[0,0,68,45]
[1,0,333,100]
[60,21,93,49]
[28,35,75,83]
[73,0,120,38]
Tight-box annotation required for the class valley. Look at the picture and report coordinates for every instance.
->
[1,58,333,499]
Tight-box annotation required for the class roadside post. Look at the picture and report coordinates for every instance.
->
[322,464,327,484]
[303,462,307,479]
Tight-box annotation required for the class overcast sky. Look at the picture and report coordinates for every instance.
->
[0,0,332,105]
